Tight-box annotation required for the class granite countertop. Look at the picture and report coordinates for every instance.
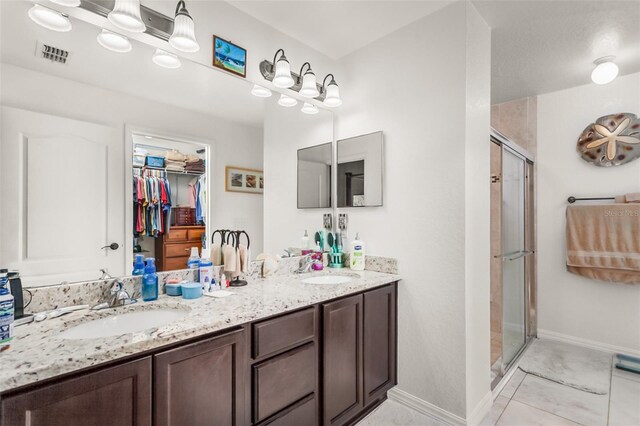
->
[0,269,400,393]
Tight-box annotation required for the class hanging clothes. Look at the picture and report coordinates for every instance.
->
[133,169,172,237]
[188,175,207,225]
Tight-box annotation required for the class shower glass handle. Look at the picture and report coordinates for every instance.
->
[496,250,533,261]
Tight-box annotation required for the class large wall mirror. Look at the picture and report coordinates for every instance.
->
[0,1,333,286]
[337,131,384,207]
[297,142,332,209]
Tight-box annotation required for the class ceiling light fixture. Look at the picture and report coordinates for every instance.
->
[169,0,199,53]
[301,102,319,115]
[49,0,81,7]
[321,74,342,107]
[97,29,132,53]
[108,0,146,33]
[298,62,320,98]
[278,94,298,107]
[251,84,272,98]
[271,49,295,89]
[591,56,619,85]
[152,48,181,68]
[28,4,72,32]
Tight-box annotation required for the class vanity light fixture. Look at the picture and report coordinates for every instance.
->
[169,0,199,53]
[591,56,619,85]
[251,84,272,98]
[271,49,295,89]
[321,74,342,107]
[49,0,81,7]
[28,4,72,32]
[108,0,146,33]
[298,62,320,98]
[97,29,132,53]
[301,102,319,115]
[278,94,298,107]
[152,48,181,69]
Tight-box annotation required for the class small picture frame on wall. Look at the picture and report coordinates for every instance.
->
[225,166,263,194]
[213,36,247,77]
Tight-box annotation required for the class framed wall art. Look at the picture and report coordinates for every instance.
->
[225,166,263,194]
[213,36,246,77]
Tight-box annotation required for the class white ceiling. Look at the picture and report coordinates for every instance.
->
[473,0,640,103]
[0,1,265,127]
[227,0,452,60]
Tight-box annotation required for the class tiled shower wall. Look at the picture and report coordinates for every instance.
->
[491,96,538,155]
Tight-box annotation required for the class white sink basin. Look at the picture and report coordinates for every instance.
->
[301,275,352,285]
[59,309,188,340]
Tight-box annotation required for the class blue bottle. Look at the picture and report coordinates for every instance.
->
[0,269,14,348]
[142,258,158,302]
[132,254,145,276]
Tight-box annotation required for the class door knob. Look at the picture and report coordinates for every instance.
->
[101,243,120,250]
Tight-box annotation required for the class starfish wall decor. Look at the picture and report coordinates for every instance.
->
[577,113,640,167]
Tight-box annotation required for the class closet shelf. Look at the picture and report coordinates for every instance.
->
[133,165,204,177]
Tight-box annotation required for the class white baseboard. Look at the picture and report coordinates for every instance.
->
[537,329,640,357]
[388,387,491,426]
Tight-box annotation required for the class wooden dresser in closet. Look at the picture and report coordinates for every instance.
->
[155,226,205,272]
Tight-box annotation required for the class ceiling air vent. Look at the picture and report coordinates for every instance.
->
[36,42,70,64]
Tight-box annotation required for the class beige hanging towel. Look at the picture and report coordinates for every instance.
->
[566,204,640,284]
[238,244,251,274]
[212,245,222,266]
[223,244,236,275]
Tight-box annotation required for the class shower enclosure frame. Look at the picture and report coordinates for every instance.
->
[490,129,537,390]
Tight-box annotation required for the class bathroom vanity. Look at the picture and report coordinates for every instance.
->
[0,274,398,426]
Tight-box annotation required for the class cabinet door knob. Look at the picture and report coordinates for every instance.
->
[101,243,120,250]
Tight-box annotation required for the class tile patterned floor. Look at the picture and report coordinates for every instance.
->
[357,342,640,426]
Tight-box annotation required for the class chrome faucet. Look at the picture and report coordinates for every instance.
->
[296,255,314,274]
[91,280,137,310]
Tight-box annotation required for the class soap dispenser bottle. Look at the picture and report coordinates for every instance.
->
[132,254,145,276]
[142,258,158,301]
[301,230,309,250]
[350,233,366,271]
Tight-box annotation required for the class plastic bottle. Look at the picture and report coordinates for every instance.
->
[132,254,145,276]
[199,256,214,292]
[350,233,366,271]
[142,258,158,301]
[301,230,309,250]
[187,247,200,281]
[0,269,14,348]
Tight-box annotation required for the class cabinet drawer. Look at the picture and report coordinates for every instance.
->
[262,394,316,426]
[187,228,205,241]
[166,243,198,258]
[253,342,316,423]
[252,308,316,359]
[166,229,188,241]
[164,256,189,271]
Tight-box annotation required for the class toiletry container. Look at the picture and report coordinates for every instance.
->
[181,282,202,299]
[199,256,214,292]
[301,230,309,250]
[350,233,366,271]
[132,254,145,276]
[0,269,14,347]
[165,283,182,296]
[142,258,159,301]
[187,247,200,280]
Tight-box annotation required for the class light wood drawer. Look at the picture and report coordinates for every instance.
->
[166,229,188,242]
[166,243,198,258]
[164,256,189,271]
[253,343,315,423]
[252,308,316,359]
[187,228,205,241]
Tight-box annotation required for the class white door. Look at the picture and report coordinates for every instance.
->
[0,107,124,286]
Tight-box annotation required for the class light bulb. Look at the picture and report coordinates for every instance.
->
[97,29,132,53]
[108,0,146,33]
[169,1,199,53]
[273,56,294,88]
[323,81,342,107]
[28,4,72,32]
[591,59,619,85]
[278,94,298,107]
[301,102,319,115]
[152,49,181,69]
[300,72,320,98]
[251,85,272,98]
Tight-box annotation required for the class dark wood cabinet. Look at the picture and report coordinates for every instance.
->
[363,285,397,405]
[322,294,364,426]
[1,357,152,426]
[1,282,397,426]
[154,329,245,426]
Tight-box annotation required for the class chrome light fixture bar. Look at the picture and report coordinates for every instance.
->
[77,0,174,41]
[260,53,327,102]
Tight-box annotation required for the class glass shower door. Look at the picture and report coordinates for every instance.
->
[501,146,527,368]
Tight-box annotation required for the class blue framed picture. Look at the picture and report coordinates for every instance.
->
[213,36,246,78]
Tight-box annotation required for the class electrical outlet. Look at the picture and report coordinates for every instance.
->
[338,213,348,230]
[323,213,332,230]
